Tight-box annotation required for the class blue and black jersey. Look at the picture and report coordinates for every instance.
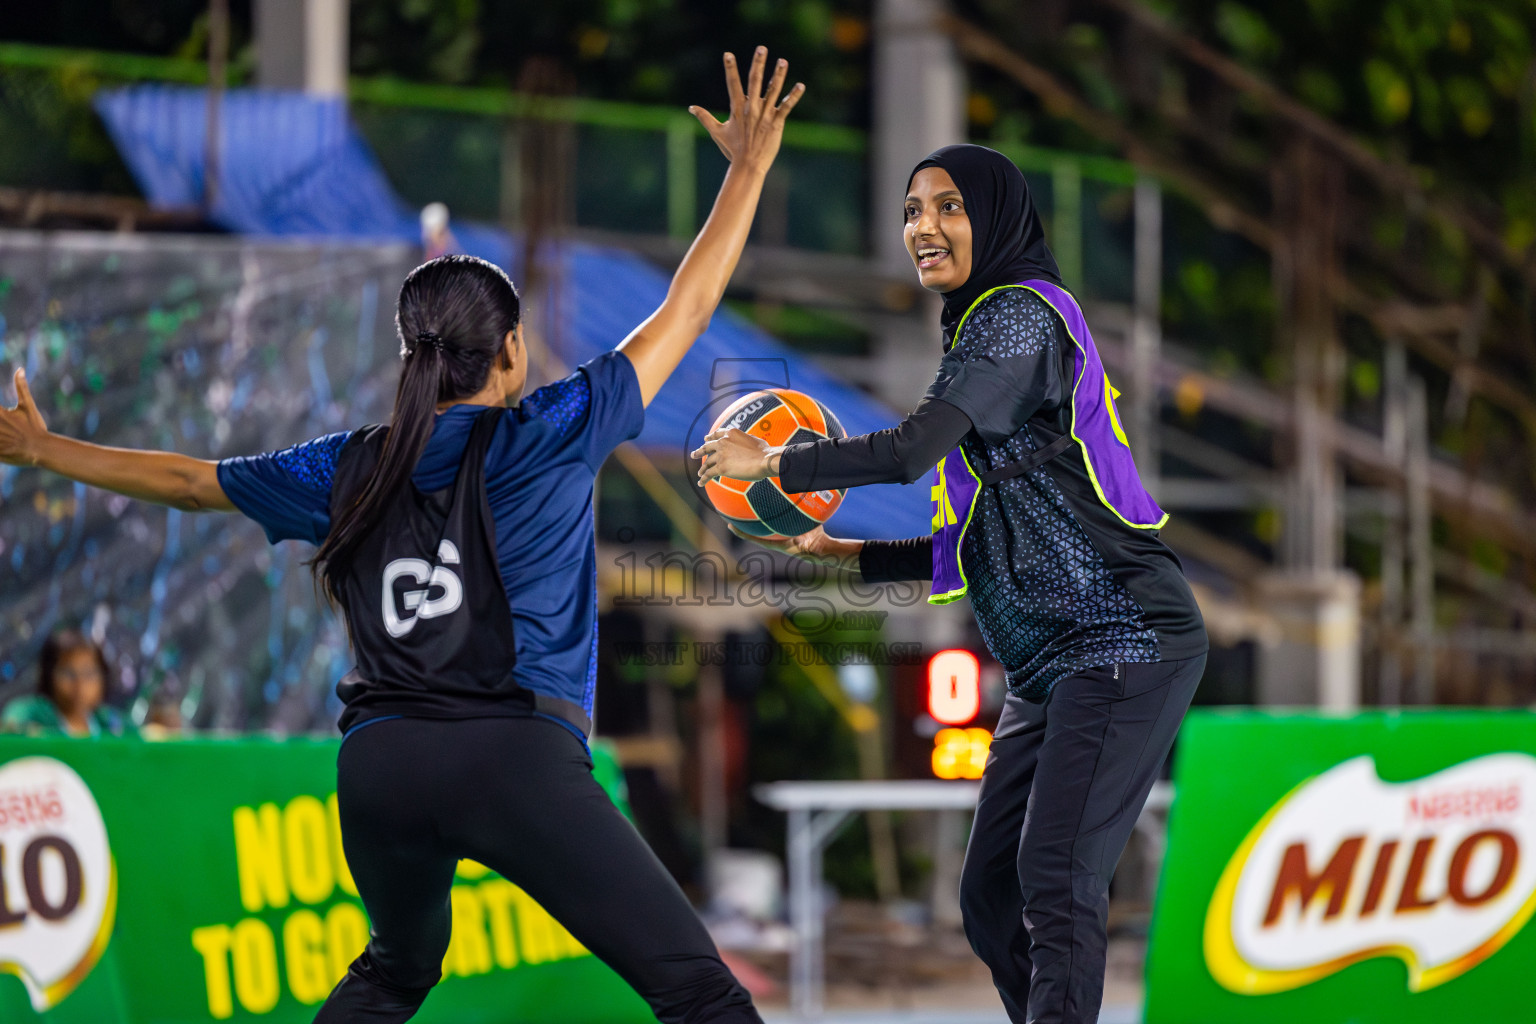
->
[216,350,644,731]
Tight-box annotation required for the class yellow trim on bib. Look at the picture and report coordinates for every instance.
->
[928,443,983,605]
[1015,284,1167,531]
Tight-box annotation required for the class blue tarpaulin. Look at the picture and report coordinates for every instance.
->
[95,84,930,539]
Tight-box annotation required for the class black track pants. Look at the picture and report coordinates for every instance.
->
[958,655,1205,1024]
[314,716,761,1024]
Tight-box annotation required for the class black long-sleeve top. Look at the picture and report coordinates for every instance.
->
[770,286,1206,702]
[778,396,971,490]
[777,397,971,582]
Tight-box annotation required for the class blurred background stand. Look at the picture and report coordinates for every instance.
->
[755,780,981,1020]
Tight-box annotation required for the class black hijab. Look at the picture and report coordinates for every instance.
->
[907,144,1062,343]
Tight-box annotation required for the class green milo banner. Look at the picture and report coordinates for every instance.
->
[1147,711,1536,1024]
[0,735,654,1024]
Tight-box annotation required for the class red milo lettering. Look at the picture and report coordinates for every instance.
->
[1447,830,1519,907]
[1395,837,1439,912]
[1263,836,1365,927]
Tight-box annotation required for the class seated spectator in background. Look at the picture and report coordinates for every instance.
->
[1,630,136,738]
[421,201,460,259]
[141,689,186,740]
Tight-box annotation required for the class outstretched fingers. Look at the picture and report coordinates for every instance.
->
[745,46,767,110]
[689,103,725,139]
[0,367,46,467]
[723,52,746,111]
[763,57,788,110]
[11,368,35,415]
[698,47,801,167]
[775,81,806,123]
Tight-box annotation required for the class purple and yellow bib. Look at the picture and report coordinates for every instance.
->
[929,280,1167,604]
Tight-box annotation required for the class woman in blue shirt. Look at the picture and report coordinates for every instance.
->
[0,48,802,1024]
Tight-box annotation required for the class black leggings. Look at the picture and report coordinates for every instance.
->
[316,716,760,1024]
[958,655,1205,1024]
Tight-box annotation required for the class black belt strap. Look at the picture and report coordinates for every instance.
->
[976,433,1075,486]
[535,693,593,736]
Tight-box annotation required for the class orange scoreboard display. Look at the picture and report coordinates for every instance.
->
[926,649,992,780]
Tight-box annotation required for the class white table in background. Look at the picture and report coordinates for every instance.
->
[754,779,1174,1020]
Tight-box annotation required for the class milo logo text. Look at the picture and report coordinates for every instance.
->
[0,757,116,1011]
[1205,754,1536,994]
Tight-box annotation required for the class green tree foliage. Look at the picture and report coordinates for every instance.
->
[1187,0,1536,249]
[960,1,1536,603]
[964,0,1535,379]
[4,0,251,55]
[965,0,1536,269]
[2,0,872,125]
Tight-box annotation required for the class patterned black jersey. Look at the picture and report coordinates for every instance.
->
[926,288,1207,700]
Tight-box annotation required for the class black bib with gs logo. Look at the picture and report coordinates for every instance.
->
[327,407,589,736]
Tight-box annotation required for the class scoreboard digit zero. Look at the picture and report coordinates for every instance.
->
[926,650,991,780]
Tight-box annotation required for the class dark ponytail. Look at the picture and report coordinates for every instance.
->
[312,255,520,603]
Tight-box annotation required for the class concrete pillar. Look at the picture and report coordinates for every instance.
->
[1405,378,1436,703]
[871,0,965,275]
[1129,175,1162,497]
[255,0,349,96]
[1274,137,1346,574]
[1254,570,1362,709]
[867,0,966,407]
[864,305,946,408]
[929,808,966,927]
[1378,341,1408,704]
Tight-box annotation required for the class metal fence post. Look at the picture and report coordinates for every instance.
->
[787,806,815,1019]
[667,114,697,241]
[1050,156,1083,292]
[1130,174,1162,496]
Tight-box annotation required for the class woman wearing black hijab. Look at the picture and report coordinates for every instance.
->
[695,145,1207,1024]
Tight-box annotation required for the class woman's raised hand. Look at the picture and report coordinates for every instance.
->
[0,369,49,468]
[617,47,804,409]
[689,47,804,176]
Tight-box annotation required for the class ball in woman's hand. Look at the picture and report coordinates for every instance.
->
[701,388,846,539]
